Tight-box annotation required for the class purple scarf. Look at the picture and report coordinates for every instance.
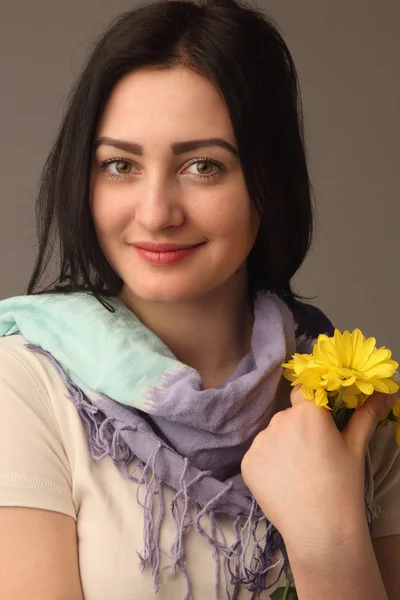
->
[0,291,352,598]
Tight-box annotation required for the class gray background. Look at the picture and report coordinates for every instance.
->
[1,1,399,356]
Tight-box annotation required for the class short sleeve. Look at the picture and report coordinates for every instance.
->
[0,343,76,519]
[368,422,400,538]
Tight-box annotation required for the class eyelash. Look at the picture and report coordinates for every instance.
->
[97,156,223,181]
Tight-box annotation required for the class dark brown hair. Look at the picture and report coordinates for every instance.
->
[28,0,313,311]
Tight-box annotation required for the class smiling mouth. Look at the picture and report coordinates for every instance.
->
[132,242,205,265]
[131,241,204,252]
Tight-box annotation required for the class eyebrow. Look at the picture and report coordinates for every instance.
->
[94,136,239,158]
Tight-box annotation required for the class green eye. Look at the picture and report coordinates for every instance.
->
[99,158,136,179]
[186,158,222,180]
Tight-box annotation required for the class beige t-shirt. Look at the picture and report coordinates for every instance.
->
[0,333,399,599]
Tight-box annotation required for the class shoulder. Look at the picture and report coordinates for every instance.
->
[286,298,335,354]
[0,333,62,395]
[0,333,85,450]
[0,333,67,442]
[0,333,76,518]
[0,332,98,455]
[0,333,45,388]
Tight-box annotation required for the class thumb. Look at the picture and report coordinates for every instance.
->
[290,384,309,406]
[342,392,394,455]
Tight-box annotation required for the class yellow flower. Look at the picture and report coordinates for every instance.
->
[282,353,331,407]
[282,328,399,411]
[282,353,312,383]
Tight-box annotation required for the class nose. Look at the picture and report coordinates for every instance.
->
[134,175,185,232]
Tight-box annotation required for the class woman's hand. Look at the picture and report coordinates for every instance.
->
[241,386,397,561]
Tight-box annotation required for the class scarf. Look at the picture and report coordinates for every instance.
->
[0,291,361,598]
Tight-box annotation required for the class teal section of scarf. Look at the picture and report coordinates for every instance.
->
[0,292,189,411]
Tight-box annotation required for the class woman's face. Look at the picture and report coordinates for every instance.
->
[91,66,259,303]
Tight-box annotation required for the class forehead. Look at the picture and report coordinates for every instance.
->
[97,66,235,143]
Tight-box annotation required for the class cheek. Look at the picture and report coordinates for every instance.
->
[90,183,132,238]
[206,191,258,243]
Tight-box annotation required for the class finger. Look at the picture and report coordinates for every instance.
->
[388,388,400,405]
[290,384,309,406]
[342,392,395,455]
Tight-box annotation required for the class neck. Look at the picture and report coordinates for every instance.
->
[120,275,255,388]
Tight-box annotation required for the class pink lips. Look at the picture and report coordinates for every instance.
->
[130,242,204,265]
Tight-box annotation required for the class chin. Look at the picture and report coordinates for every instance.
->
[122,267,243,304]
[125,281,206,304]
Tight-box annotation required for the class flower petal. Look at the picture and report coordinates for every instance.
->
[363,361,398,380]
[354,381,374,396]
[371,378,399,394]
[302,385,315,400]
[283,369,297,382]
[317,339,340,367]
[343,392,359,409]
[333,330,345,368]
[356,393,369,407]
[351,329,366,361]
[392,402,400,418]
[300,370,325,389]
[360,349,395,373]
[322,373,343,391]
[349,332,373,370]
[342,330,354,368]
[341,375,356,387]
[354,336,378,370]
[315,388,329,407]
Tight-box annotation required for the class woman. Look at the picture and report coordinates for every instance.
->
[0,0,399,598]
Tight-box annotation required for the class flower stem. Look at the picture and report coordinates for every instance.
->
[282,582,291,600]
[332,387,346,416]
[282,566,294,600]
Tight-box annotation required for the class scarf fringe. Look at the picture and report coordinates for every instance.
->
[26,343,289,598]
